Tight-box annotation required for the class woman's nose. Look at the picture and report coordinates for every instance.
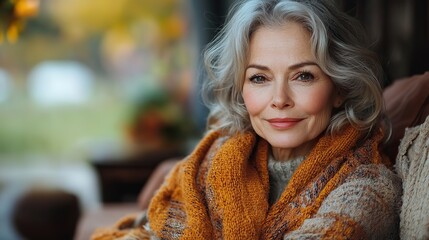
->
[271,83,293,109]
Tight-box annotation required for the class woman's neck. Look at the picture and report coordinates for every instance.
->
[271,139,316,161]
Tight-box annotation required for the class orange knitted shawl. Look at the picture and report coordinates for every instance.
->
[147,125,386,239]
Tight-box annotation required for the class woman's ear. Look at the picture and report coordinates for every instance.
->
[333,92,344,108]
[334,99,343,108]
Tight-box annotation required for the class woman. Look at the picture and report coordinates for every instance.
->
[93,0,401,239]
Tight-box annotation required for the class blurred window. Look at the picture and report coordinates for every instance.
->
[28,61,94,106]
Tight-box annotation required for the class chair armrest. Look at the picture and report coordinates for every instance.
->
[137,159,180,209]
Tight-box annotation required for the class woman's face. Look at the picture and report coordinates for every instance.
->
[242,22,341,160]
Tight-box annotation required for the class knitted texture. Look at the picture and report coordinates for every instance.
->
[299,164,401,239]
[396,115,429,239]
[91,213,152,240]
[146,125,389,239]
[268,155,305,204]
[91,124,400,239]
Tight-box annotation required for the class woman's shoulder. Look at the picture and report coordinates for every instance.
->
[338,163,402,204]
[316,164,402,239]
[349,163,401,185]
[198,129,258,150]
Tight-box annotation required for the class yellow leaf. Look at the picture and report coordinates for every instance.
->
[14,0,39,18]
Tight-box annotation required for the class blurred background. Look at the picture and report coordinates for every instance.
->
[0,0,229,239]
[0,0,428,239]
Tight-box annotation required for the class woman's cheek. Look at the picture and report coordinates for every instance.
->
[242,87,263,116]
[299,88,334,115]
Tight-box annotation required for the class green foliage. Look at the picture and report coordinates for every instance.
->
[0,83,129,162]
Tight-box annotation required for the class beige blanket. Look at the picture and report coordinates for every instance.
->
[396,115,429,239]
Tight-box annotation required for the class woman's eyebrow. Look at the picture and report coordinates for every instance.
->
[288,61,319,70]
[246,64,269,71]
[246,61,318,71]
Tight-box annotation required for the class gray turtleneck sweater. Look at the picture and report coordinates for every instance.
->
[267,155,305,205]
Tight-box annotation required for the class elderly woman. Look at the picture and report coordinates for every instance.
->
[93,0,402,239]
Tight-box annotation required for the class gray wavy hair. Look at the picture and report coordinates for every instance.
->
[202,0,384,135]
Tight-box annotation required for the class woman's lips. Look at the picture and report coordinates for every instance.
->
[267,118,303,129]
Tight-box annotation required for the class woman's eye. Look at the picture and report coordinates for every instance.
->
[249,75,266,84]
[296,72,314,81]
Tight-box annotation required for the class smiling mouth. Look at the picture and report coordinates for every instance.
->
[267,118,303,129]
